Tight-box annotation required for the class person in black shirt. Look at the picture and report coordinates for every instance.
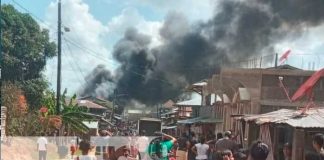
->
[177,133,190,160]
[188,133,198,160]
[313,133,324,156]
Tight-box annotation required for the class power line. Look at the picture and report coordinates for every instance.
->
[11,0,117,65]
[61,47,84,88]
[11,0,51,28]
[64,39,91,86]
[63,37,116,64]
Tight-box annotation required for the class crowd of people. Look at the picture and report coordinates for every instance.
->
[171,131,324,160]
[36,130,324,160]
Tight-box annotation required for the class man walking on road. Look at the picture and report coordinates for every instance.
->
[37,132,48,160]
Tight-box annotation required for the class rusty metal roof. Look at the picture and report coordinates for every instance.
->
[176,93,202,106]
[77,100,107,109]
[192,81,207,86]
[163,100,175,108]
[239,108,324,128]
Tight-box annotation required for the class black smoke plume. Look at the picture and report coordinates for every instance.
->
[79,0,324,105]
[78,65,115,99]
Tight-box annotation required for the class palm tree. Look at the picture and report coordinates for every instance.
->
[60,90,94,135]
[40,89,96,136]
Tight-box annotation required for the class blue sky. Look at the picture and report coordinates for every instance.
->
[2,0,324,95]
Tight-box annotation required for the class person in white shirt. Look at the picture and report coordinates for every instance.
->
[37,133,48,160]
[137,130,149,160]
[94,130,111,160]
[191,137,209,160]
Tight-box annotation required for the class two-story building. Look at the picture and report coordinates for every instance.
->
[199,65,324,160]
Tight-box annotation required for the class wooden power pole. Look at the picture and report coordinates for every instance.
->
[56,0,62,115]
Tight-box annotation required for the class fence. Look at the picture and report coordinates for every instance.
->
[225,54,324,70]
[1,106,7,142]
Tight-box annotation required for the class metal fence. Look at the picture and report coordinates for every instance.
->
[225,54,324,70]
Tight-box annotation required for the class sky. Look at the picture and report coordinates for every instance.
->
[2,0,324,95]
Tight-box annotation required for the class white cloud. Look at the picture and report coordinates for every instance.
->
[135,0,215,22]
[44,0,115,95]
[106,7,163,48]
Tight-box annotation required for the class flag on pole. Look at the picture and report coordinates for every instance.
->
[279,49,291,65]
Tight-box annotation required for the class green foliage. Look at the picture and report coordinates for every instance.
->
[1,82,42,136]
[41,90,57,115]
[60,89,94,134]
[1,4,56,110]
[19,78,49,110]
[7,112,43,136]
[1,82,22,115]
[41,89,95,134]
[1,4,56,81]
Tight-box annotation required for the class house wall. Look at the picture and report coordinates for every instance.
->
[205,68,324,134]
[260,75,324,113]
[221,68,263,114]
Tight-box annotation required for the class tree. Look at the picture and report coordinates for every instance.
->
[1,4,56,110]
[19,78,49,110]
[1,82,42,136]
[41,89,96,135]
[1,4,56,81]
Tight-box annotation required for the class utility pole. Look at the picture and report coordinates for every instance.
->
[156,104,159,118]
[0,0,2,107]
[274,53,278,68]
[111,89,117,121]
[56,0,62,115]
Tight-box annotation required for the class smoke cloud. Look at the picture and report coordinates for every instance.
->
[79,0,324,106]
[78,65,115,99]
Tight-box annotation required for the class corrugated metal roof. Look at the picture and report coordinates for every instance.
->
[240,108,324,128]
[260,100,303,107]
[162,126,177,130]
[176,93,202,106]
[82,121,98,129]
[78,100,107,109]
[283,114,324,128]
[192,81,207,86]
[177,117,223,124]
[163,100,175,108]
[177,117,203,124]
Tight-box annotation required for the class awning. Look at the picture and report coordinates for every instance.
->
[200,118,223,123]
[177,117,202,124]
[162,126,177,130]
[114,115,122,120]
[160,110,178,116]
[238,108,324,128]
[177,117,222,124]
